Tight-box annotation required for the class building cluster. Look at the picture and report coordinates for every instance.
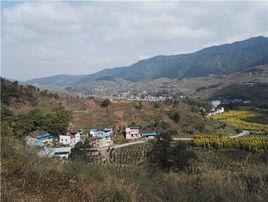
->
[25,129,82,159]
[220,98,251,105]
[207,100,225,117]
[25,125,160,159]
[124,125,159,140]
[90,128,114,148]
[88,125,159,148]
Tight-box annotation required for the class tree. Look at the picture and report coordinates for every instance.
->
[134,101,142,109]
[100,99,110,107]
[148,131,172,169]
[169,111,180,123]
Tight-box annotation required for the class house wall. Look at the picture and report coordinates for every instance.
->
[97,137,113,147]
[125,128,140,139]
[59,135,71,145]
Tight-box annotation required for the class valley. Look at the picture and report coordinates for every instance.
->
[2,36,268,201]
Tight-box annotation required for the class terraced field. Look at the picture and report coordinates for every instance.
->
[109,143,153,166]
[192,148,268,171]
[211,110,268,132]
[87,142,268,172]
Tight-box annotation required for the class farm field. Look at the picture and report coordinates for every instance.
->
[211,110,268,132]
[86,138,268,171]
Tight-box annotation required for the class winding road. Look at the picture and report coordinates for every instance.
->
[90,130,249,151]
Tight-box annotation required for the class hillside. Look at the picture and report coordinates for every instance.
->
[2,79,268,202]
[1,78,70,138]
[25,74,85,89]
[26,36,268,88]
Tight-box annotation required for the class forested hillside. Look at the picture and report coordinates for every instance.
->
[26,36,268,87]
[1,78,70,138]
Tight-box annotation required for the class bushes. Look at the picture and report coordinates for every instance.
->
[169,111,180,123]
[100,99,110,107]
[134,101,142,109]
[153,102,160,108]
[2,137,268,201]
[2,107,70,138]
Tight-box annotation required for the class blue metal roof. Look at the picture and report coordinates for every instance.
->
[29,141,45,147]
[35,133,54,139]
[103,128,112,132]
[96,133,111,139]
[128,125,140,129]
[142,132,159,137]
[90,128,98,132]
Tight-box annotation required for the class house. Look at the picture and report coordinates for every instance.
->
[94,133,113,148]
[207,107,224,117]
[103,128,113,135]
[125,125,141,140]
[90,128,99,137]
[211,100,221,108]
[90,127,113,137]
[38,147,72,159]
[25,131,54,148]
[59,131,81,147]
[142,132,160,138]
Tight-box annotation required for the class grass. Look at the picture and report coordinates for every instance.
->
[2,136,268,201]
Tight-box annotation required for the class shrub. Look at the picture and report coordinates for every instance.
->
[100,99,110,107]
[169,111,180,123]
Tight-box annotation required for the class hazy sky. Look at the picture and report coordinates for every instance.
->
[1,1,268,81]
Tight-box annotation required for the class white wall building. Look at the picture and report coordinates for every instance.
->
[207,107,225,117]
[59,132,81,147]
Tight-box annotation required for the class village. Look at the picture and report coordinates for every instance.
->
[25,125,160,159]
[24,98,252,160]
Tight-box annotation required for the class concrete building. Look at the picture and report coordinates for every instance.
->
[59,132,81,147]
[25,131,54,148]
[125,125,141,140]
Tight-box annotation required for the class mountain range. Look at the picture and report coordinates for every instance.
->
[26,36,268,88]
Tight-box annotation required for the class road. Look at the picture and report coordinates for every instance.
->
[229,130,249,138]
[90,130,249,151]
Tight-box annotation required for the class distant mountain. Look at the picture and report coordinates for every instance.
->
[26,36,268,88]
[25,74,86,88]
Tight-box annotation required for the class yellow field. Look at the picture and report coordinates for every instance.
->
[193,135,268,152]
[211,110,268,132]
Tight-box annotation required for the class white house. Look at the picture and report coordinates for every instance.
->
[125,125,141,140]
[211,100,221,108]
[59,132,81,147]
[207,107,224,117]
[90,128,99,137]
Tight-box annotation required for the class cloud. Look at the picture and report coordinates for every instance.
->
[1,1,268,80]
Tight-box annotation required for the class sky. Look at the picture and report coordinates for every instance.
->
[1,1,268,81]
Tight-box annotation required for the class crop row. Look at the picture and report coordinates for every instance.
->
[211,110,268,132]
[193,135,268,152]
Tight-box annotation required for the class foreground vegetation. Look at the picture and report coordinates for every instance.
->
[2,136,268,201]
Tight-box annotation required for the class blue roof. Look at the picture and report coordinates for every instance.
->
[90,128,98,132]
[142,132,159,137]
[29,141,45,147]
[35,133,54,139]
[96,133,111,139]
[103,128,112,132]
[128,125,140,129]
